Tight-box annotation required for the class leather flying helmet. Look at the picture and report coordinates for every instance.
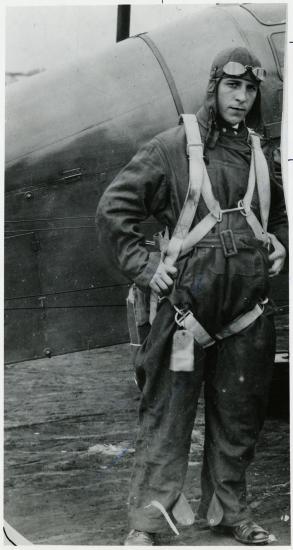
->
[205,46,265,132]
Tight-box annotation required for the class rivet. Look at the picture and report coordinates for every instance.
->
[25,192,33,200]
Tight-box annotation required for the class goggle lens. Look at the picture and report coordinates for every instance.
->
[222,61,266,81]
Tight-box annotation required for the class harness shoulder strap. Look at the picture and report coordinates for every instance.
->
[247,129,271,232]
[163,116,221,259]
[163,114,204,266]
[150,114,205,323]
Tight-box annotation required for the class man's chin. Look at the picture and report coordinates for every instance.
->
[224,115,245,126]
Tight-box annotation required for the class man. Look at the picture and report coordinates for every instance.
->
[96,47,287,545]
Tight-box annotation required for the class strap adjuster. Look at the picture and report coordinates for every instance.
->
[186,142,203,157]
[220,229,238,257]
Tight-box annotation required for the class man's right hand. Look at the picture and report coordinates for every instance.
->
[149,260,177,295]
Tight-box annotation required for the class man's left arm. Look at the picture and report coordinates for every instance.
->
[266,144,288,277]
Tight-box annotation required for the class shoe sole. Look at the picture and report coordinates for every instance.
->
[234,534,269,546]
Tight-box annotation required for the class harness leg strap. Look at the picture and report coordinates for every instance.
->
[175,301,267,348]
[216,303,265,340]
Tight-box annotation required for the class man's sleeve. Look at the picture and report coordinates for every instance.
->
[267,145,288,258]
[96,138,169,289]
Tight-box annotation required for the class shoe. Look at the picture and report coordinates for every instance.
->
[124,529,155,545]
[212,520,270,545]
[233,520,270,545]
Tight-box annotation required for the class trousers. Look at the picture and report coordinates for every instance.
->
[128,299,275,533]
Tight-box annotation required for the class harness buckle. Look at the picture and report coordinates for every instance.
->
[238,199,250,216]
[174,305,191,327]
[211,208,223,223]
[259,297,269,311]
[220,229,238,257]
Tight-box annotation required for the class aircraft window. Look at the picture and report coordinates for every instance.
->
[241,4,286,26]
[269,32,285,81]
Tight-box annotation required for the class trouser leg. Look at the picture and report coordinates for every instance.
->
[128,300,205,533]
[198,313,275,527]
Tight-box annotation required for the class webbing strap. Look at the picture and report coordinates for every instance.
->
[177,302,265,347]
[149,291,159,324]
[216,303,264,340]
[150,115,204,323]
[181,212,218,253]
[180,154,223,254]
[136,34,184,116]
[242,145,256,212]
[249,132,271,232]
[181,129,271,252]
[241,131,270,244]
[200,165,221,217]
[245,210,268,242]
[164,114,204,266]
[176,310,215,348]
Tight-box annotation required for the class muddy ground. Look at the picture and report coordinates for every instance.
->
[4,339,290,546]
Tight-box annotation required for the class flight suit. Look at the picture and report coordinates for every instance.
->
[96,104,287,534]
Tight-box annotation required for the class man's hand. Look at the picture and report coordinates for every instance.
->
[268,233,287,278]
[149,260,177,294]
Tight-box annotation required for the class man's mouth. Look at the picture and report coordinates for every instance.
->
[229,107,246,112]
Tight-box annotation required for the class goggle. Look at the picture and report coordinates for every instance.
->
[222,61,266,81]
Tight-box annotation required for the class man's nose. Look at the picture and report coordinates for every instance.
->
[235,85,247,103]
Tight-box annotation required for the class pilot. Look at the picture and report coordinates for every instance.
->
[96,47,287,545]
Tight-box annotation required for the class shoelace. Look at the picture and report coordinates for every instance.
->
[235,520,269,540]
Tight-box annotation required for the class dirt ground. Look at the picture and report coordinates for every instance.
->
[4,343,290,546]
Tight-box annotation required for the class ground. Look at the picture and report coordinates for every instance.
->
[4,343,290,546]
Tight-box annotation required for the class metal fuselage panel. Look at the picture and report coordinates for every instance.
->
[5,5,287,362]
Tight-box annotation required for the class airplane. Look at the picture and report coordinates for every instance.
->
[5,3,288,374]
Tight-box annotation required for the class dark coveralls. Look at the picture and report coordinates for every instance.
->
[96,100,288,533]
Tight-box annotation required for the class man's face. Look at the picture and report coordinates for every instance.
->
[217,77,258,126]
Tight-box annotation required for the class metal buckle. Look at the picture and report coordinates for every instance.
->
[211,208,223,223]
[259,297,269,310]
[174,305,191,327]
[220,229,238,257]
[238,199,250,216]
